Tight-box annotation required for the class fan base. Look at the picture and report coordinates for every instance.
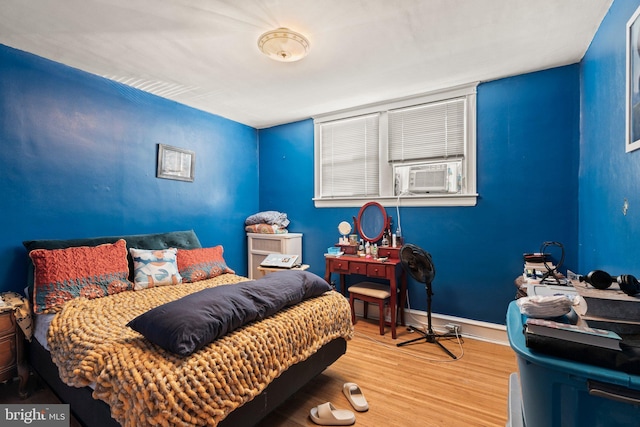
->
[396,328,457,359]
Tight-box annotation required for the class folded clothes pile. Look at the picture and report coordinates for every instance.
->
[516,294,580,319]
[245,211,290,234]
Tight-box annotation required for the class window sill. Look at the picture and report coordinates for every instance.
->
[313,194,478,208]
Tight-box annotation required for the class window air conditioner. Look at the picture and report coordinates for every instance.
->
[408,163,448,193]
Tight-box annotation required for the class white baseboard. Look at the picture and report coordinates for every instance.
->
[353,301,508,346]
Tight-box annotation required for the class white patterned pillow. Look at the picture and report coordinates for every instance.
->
[130,248,182,290]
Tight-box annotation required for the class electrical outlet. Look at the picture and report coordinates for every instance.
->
[445,323,461,334]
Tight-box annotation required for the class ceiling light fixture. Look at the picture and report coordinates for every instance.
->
[258,27,310,62]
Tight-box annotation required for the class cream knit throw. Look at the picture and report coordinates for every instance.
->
[48,274,353,426]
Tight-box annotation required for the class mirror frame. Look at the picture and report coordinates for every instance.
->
[338,221,352,236]
[354,201,391,243]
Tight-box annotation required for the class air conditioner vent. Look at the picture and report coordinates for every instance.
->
[394,161,461,195]
[409,164,448,193]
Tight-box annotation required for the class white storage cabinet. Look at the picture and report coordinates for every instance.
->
[247,233,302,279]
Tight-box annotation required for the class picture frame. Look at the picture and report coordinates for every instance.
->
[156,144,195,182]
[626,6,640,152]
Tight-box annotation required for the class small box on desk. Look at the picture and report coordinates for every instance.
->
[336,244,357,255]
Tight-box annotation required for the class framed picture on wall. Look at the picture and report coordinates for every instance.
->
[626,5,640,152]
[156,144,195,182]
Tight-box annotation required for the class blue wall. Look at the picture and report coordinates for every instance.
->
[0,44,259,292]
[6,0,633,326]
[580,0,640,273]
[259,65,580,324]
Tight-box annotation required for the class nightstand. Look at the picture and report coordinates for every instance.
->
[0,308,28,398]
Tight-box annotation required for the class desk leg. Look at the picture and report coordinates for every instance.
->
[15,326,28,398]
[399,269,406,326]
[324,259,331,285]
[389,276,398,339]
[339,274,347,296]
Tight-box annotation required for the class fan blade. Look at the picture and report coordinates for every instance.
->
[400,244,435,284]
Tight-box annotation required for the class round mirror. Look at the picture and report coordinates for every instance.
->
[355,201,390,243]
[338,221,352,236]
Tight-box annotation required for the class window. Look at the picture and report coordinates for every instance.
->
[314,83,477,207]
[318,114,380,198]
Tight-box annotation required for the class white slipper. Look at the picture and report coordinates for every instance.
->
[310,402,356,426]
[343,382,369,412]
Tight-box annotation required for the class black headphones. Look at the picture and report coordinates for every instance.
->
[580,270,640,296]
[538,241,565,283]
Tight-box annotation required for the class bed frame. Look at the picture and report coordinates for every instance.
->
[28,337,347,427]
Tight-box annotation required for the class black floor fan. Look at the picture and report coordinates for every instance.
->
[396,244,457,359]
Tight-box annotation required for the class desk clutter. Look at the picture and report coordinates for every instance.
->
[510,244,640,424]
[515,243,570,298]
[326,244,398,261]
[517,277,640,375]
[328,225,401,261]
[507,301,640,427]
[522,249,569,286]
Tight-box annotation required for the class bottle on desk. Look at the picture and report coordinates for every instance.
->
[381,231,389,247]
[394,228,403,247]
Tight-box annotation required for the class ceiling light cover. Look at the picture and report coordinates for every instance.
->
[258,28,310,62]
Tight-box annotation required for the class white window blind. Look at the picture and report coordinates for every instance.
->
[388,98,466,162]
[319,114,380,198]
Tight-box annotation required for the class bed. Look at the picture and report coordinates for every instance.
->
[22,230,353,427]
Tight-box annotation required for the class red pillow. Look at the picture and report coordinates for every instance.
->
[177,246,235,283]
[29,239,133,314]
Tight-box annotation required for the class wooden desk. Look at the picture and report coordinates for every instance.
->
[324,255,406,338]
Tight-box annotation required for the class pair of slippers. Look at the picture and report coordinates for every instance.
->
[310,382,368,426]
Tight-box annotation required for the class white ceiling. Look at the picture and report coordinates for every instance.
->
[0,0,612,129]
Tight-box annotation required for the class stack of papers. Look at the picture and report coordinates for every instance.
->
[260,254,299,268]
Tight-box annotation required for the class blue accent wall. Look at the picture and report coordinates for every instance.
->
[0,44,259,292]
[580,0,640,273]
[259,65,580,324]
[4,0,633,327]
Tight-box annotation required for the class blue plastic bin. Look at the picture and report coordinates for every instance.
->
[507,301,640,427]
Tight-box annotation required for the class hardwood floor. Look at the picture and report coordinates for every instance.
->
[0,319,517,427]
[0,373,82,427]
[258,320,518,427]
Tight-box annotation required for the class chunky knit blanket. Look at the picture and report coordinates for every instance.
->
[47,273,353,426]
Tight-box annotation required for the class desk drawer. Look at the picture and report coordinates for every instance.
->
[0,312,14,338]
[349,262,367,275]
[0,335,16,371]
[328,258,350,273]
[378,247,400,259]
[367,264,389,279]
